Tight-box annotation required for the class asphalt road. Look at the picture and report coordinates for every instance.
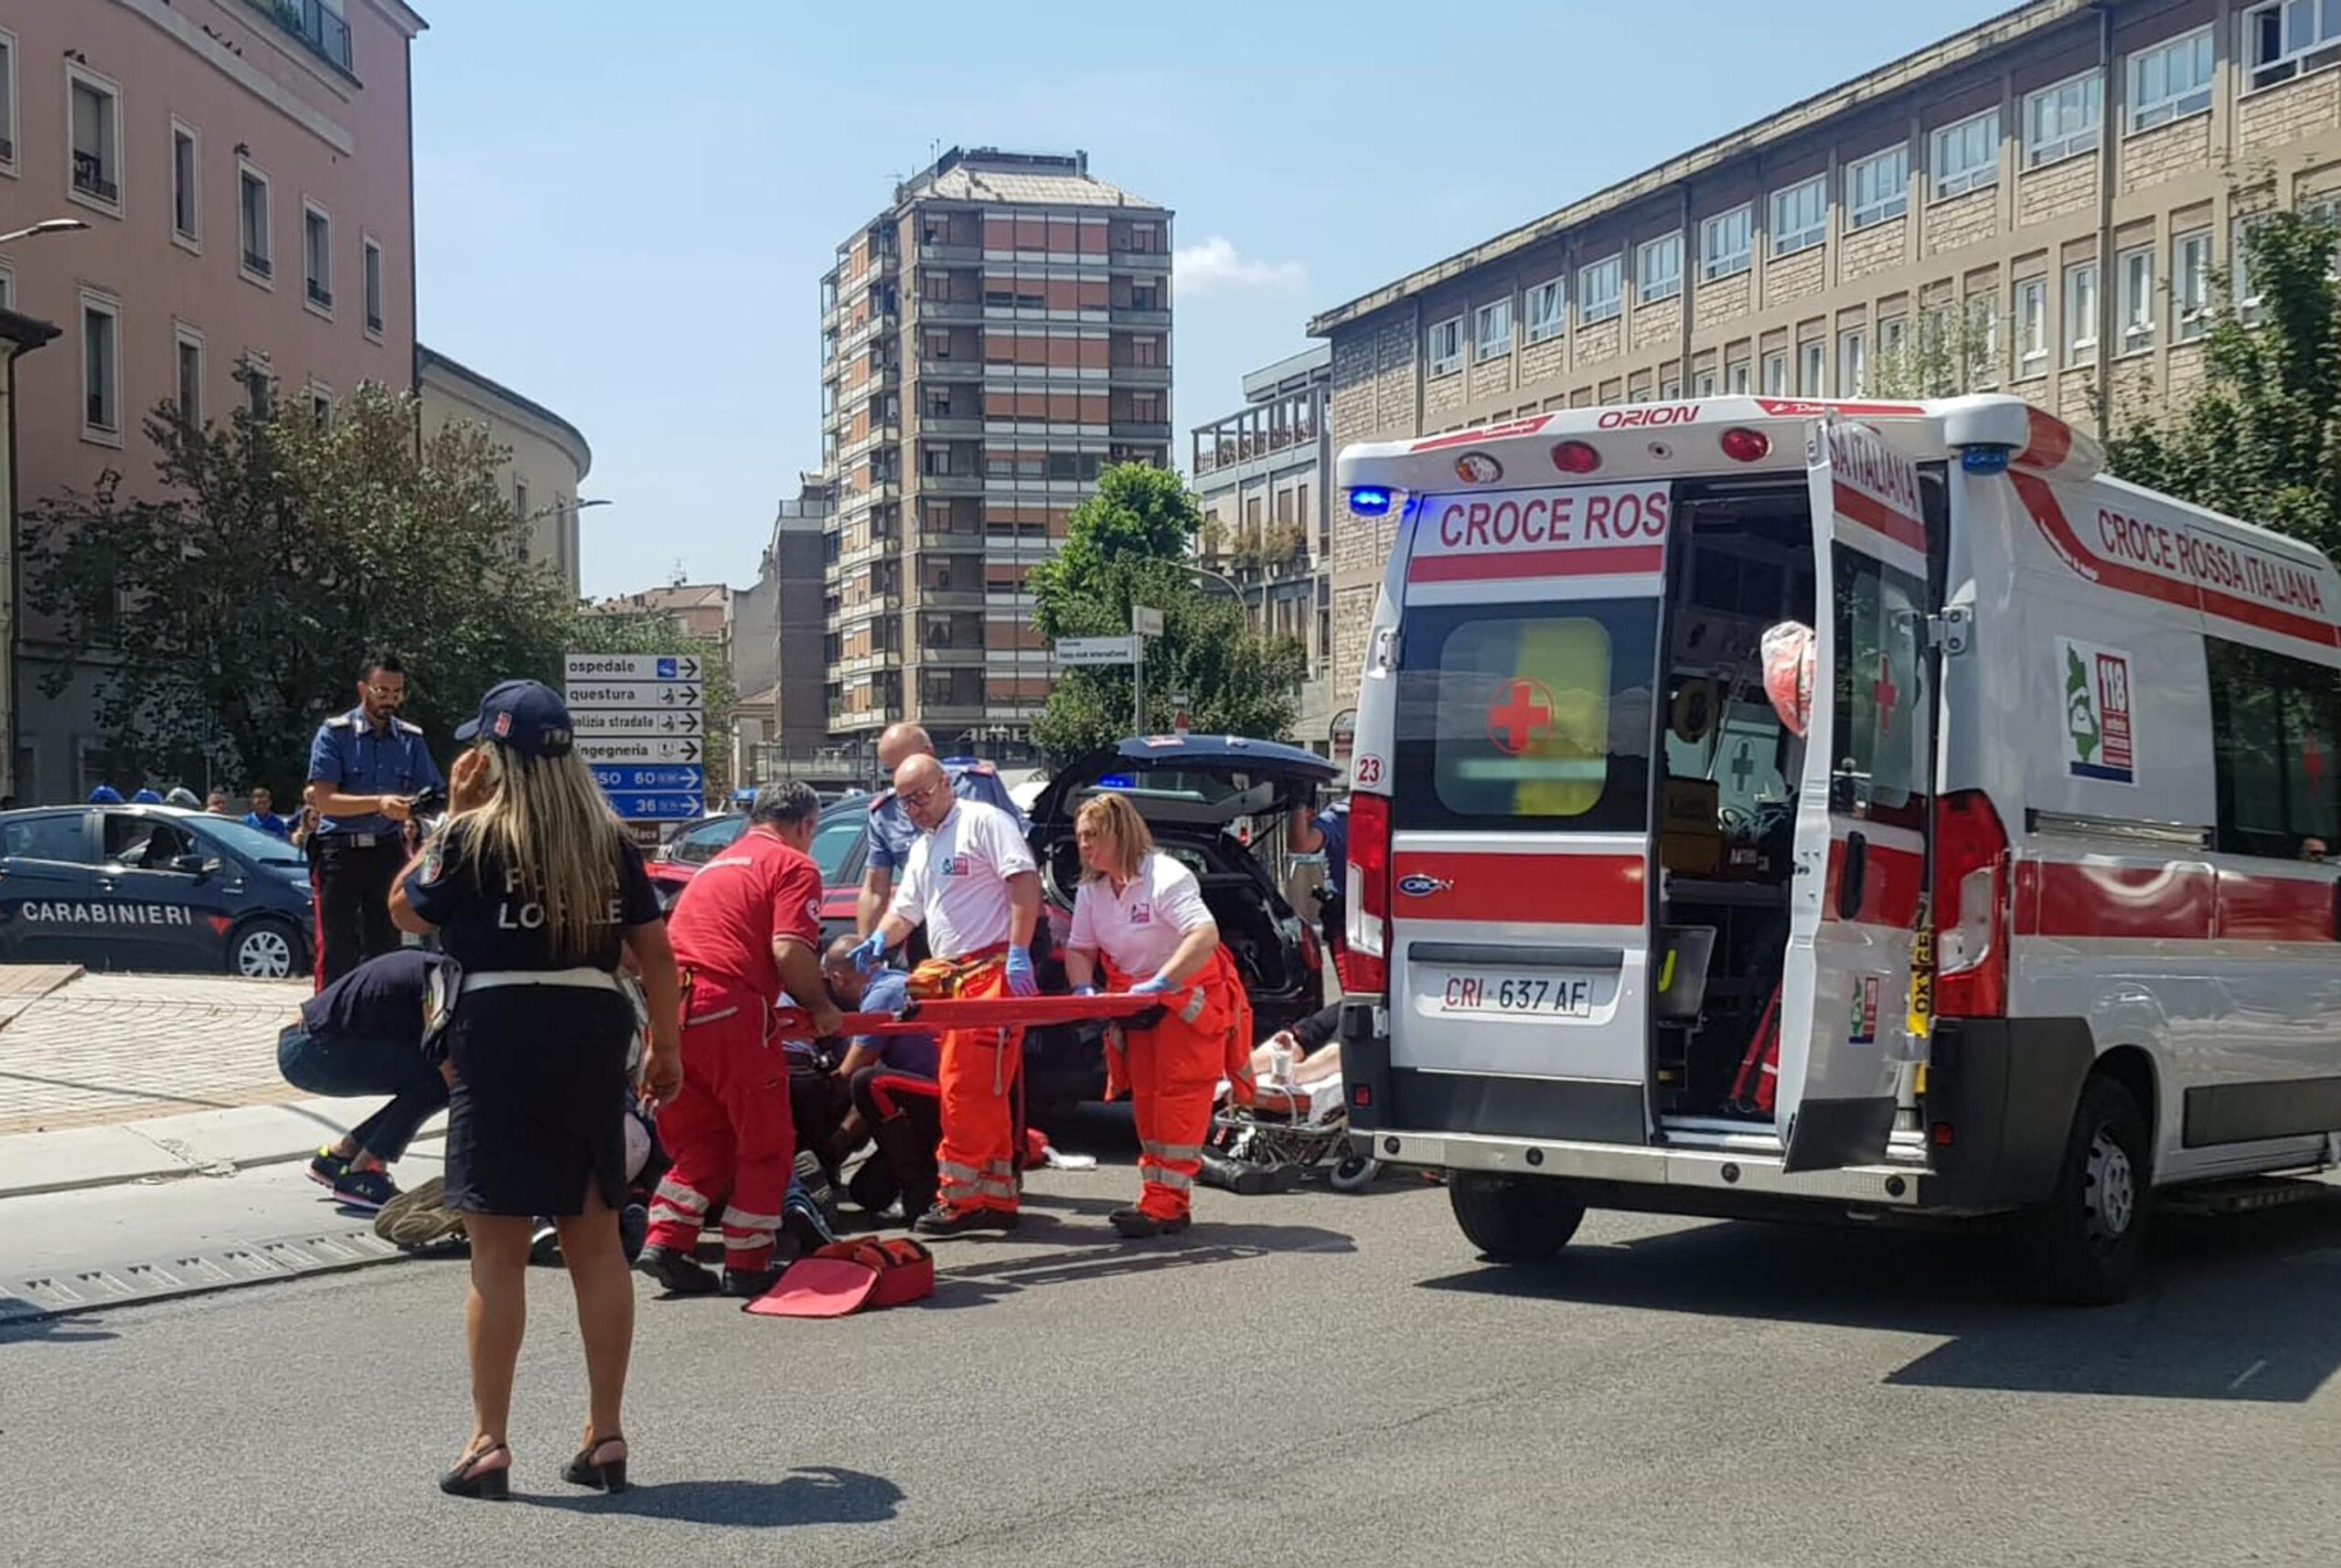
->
[6,1148,2339,1568]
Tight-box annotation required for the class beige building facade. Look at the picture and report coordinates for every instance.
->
[1313,0,2341,709]
[417,344,593,596]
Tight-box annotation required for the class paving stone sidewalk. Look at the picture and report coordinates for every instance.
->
[0,970,307,1136]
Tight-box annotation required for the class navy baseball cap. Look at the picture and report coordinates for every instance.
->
[455,679,575,758]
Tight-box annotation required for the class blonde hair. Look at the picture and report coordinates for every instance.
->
[448,741,625,962]
[1074,793,1153,883]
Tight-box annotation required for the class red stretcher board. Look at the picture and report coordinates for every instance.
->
[772,992,1166,1038]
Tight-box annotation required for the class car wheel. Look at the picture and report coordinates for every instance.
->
[2015,1073,2152,1306]
[1448,1172,1587,1262]
[230,917,302,980]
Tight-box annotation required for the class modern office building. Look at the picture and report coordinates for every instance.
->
[819,145,1172,760]
[1311,0,2341,706]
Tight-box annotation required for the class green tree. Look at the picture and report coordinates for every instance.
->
[23,384,576,796]
[1028,464,1304,765]
[1869,299,2003,399]
[563,609,736,804]
[2105,207,2341,556]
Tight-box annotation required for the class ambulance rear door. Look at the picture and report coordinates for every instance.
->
[1775,418,1939,1172]
[1382,480,1672,1147]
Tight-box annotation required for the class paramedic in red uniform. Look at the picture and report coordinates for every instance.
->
[637,781,842,1298]
[1063,792,1255,1237]
[848,753,1039,1236]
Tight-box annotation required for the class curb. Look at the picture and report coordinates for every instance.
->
[0,1099,448,1203]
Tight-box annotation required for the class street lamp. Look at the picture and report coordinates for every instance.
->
[522,496,611,524]
[0,218,89,246]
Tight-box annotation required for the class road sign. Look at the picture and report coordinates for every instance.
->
[572,709,704,737]
[576,736,703,764]
[1132,605,1164,637]
[590,764,707,793]
[605,791,704,820]
[1053,635,1140,666]
[564,653,702,683]
[567,681,703,710]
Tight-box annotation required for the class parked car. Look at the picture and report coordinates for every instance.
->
[0,804,315,977]
[646,797,869,943]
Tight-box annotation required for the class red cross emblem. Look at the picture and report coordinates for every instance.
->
[1487,678,1556,757]
[1871,653,1898,739]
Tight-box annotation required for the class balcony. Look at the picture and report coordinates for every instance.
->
[919,357,985,382]
[249,0,353,74]
[915,299,986,325]
[839,478,901,511]
[917,241,983,265]
[1109,307,1171,330]
[916,647,989,670]
[1110,420,1171,442]
[915,472,987,496]
[836,648,903,677]
[839,422,901,465]
[915,413,983,437]
[306,279,333,310]
[1109,365,1172,387]
[918,528,986,552]
[1109,246,1173,272]
[71,151,119,206]
[913,587,987,611]
[839,534,896,571]
[829,704,889,731]
[839,311,899,355]
[838,592,904,624]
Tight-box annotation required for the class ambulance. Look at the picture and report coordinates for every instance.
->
[1331,393,2341,1302]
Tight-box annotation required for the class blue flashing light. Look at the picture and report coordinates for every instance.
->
[1348,485,1394,517]
[1960,444,2013,475]
[1097,773,1136,789]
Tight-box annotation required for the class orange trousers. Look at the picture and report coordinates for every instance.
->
[1107,947,1253,1221]
[935,960,1023,1216]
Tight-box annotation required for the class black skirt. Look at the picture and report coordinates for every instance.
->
[443,987,635,1218]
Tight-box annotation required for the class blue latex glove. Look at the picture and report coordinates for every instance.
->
[1072,984,1099,997]
[1130,975,1173,996]
[846,932,886,973]
[1004,946,1038,997]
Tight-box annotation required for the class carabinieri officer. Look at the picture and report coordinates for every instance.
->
[305,652,444,989]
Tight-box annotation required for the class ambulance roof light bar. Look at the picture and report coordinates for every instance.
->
[1347,485,1395,517]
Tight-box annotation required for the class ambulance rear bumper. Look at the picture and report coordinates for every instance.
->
[1359,1126,1930,1207]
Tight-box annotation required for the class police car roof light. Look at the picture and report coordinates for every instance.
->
[1347,485,1393,517]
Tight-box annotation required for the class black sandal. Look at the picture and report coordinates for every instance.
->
[439,1440,511,1500]
[561,1434,628,1493]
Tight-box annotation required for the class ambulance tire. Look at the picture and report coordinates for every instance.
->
[1449,1173,1587,1263]
[2015,1074,2152,1306]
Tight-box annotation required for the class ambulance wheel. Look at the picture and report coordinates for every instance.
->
[1328,1153,1379,1193]
[2016,1074,2151,1306]
[1449,1173,1586,1262]
[229,917,302,980]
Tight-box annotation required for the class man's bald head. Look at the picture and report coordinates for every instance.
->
[893,752,953,832]
[877,723,935,772]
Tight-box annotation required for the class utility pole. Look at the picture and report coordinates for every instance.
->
[1131,604,1163,735]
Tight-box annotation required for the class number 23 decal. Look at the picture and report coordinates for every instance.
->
[1353,754,1385,785]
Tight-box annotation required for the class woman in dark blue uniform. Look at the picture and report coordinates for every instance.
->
[390,679,683,1500]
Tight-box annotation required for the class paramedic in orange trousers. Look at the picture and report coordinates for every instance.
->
[846,753,1040,1237]
[1062,792,1256,1238]
[637,782,842,1298]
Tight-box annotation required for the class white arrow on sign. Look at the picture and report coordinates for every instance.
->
[577,737,702,763]
[572,709,704,737]
[1053,635,1140,666]
[566,681,704,711]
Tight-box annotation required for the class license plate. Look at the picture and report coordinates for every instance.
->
[1438,970,1598,1019]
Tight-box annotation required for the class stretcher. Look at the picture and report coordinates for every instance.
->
[771,991,1167,1038]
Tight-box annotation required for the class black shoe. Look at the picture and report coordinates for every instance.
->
[722,1264,788,1299]
[634,1243,718,1296]
[561,1435,628,1495]
[1199,1149,1302,1197]
[330,1167,400,1211]
[846,1157,901,1216]
[439,1442,511,1500]
[914,1203,1020,1237]
[618,1203,649,1264]
[307,1146,354,1190]
[529,1220,560,1265]
[1109,1208,1192,1239]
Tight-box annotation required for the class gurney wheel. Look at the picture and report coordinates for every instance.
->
[1328,1153,1379,1193]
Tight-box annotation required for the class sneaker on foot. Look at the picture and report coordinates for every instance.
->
[721,1264,788,1299]
[529,1220,560,1265]
[914,1203,1019,1238]
[635,1243,719,1296]
[782,1184,839,1253]
[306,1147,354,1189]
[330,1167,399,1211]
[374,1177,465,1249]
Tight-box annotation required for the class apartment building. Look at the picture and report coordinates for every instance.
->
[820,146,1172,761]
[746,474,834,771]
[0,0,426,803]
[1191,344,1339,752]
[417,345,593,597]
[1311,0,2341,707]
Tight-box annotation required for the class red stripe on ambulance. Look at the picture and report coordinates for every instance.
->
[1392,850,1645,926]
[1409,544,1664,582]
[1823,838,1925,928]
[1830,482,1927,554]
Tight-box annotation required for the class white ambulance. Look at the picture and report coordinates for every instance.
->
[1332,393,2341,1302]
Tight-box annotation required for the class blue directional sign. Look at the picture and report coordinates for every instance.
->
[591,764,707,793]
[609,791,705,821]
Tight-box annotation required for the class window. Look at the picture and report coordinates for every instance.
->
[1879,315,1908,363]
[171,123,199,245]
[2129,27,2214,129]
[1694,369,1718,396]
[2174,229,2212,341]
[1831,546,1931,827]
[1761,349,1788,395]
[3,815,89,865]
[2248,0,2341,90]
[239,163,272,282]
[1797,339,1825,397]
[1428,315,1464,377]
[175,326,202,426]
[1845,145,1909,229]
[309,387,333,427]
[0,263,11,310]
[1637,233,1684,303]
[1930,110,2000,199]
[69,67,122,210]
[2015,275,2048,374]
[1474,297,1513,361]
[304,204,332,311]
[1771,176,1827,255]
[104,815,196,869]
[922,444,953,477]
[80,293,120,441]
[362,236,383,335]
[2065,260,2100,366]
[1839,328,1867,397]
[0,29,16,169]
[2118,245,2154,353]
[2024,72,2101,166]
[1726,359,1751,394]
[1966,294,2001,387]
[1524,276,1566,343]
[2233,217,2267,324]
[1701,205,1752,281]
[241,356,273,420]
[1578,254,1622,324]
[2209,637,2341,857]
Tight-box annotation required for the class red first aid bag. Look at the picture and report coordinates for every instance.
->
[742,1238,935,1318]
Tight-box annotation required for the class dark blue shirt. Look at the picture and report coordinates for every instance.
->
[1312,801,1350,876]
[867,760,1027,875]
[300,948,444,1042]
[403,820,660,972]
[307,707,444,837]
[243,811,291,840]
[855,968,938,1079]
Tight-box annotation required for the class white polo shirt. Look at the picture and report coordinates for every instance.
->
[891,799,1038,960]
[1068,850,1213,980]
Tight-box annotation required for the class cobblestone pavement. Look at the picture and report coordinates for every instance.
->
[0,972,307,1136]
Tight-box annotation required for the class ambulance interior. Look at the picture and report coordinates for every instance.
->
[1652,479,1817,1124]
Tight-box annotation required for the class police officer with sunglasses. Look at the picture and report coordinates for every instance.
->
[305,653,444,987]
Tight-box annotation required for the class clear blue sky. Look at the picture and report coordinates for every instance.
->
[411,1,2013,599]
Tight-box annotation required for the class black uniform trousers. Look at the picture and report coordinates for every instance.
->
[311,837,406,989]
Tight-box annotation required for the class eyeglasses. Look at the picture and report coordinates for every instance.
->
[364,685,406,701]
[900,781,946,807]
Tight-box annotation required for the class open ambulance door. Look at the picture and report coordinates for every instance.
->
[1776,418,1936,1174]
